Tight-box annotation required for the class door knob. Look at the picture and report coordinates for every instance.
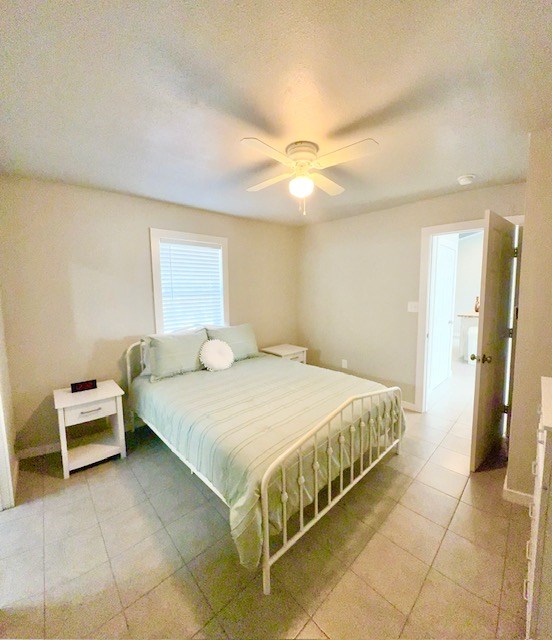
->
[470,353,492,363]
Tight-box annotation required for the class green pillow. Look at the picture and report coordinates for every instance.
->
[206,324,259,361]
[146,329,208,381]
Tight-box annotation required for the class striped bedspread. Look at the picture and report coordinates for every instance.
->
[131,354,403,568]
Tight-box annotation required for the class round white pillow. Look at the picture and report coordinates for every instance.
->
[200,339,235,372]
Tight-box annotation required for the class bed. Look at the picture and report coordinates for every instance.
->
[126,336,404,594]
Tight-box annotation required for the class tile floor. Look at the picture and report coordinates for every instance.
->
[0,359,529,639]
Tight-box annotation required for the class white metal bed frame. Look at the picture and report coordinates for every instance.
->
[125,341,403,595]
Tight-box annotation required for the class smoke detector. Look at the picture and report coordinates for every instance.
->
[458,174,476,186]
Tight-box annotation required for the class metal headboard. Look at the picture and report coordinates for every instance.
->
[125,341,145,391]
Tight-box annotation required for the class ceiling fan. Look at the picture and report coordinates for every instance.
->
[241,137,379,200]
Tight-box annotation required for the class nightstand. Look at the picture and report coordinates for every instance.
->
[261,344,308,364]
[53,380,126,479]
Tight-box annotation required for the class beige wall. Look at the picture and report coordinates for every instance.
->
[0,177,300,451]
[297,183,526,402]
[508,128,552,496]
[0,288,17,507]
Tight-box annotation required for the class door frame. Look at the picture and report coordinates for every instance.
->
[414,214,525,413]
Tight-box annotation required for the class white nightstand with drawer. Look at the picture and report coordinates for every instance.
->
[53,379,126,479]
[261,344,308,364]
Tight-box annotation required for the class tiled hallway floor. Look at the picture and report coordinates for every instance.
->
[1,370,528,639]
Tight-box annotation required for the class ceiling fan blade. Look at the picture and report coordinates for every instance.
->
[246,172,293,192]
[311,172,345,196]
[241,138,294,167]
[314,138,378,170]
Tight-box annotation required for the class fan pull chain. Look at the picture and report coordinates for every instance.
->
[301,198,307,216]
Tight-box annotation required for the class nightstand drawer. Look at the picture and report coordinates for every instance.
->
[286,353,306,363]
[64,397,116,426]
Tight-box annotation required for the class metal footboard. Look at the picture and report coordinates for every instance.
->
[260,387,403,594]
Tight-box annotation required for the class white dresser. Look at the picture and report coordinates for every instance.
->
[526,376,552,639]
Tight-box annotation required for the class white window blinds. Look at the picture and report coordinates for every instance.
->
[151,229,228,333]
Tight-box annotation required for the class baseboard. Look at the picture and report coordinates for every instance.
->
[402,401,421,412]
[503,474,532,506]
[17,442,61,460]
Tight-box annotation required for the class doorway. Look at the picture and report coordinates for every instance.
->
[415,214,524,472]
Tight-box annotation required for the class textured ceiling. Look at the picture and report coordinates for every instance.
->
[1,1,551,224]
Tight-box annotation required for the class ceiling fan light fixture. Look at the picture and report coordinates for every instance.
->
[289,175,314,198]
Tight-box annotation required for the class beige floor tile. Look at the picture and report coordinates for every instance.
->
[111,528,183,607]
[450,421,473,439]
[496,609,526,639]
[408,568,498,639]
[45,562,122,639]
[404,423,447,445]
[500,554,527,619]
[43,474,91,511]
[461,476,512,518]
[433,530,504,606]
[313,569,405,640]
[90,613,131,639]
[84,459,136,487]
[188,535,255,613]
[0,492,43,526]
[507,518,531,559]
[217,576,309,639]
[362,465,413,501]
[441,432,472,456]
[414,414,456,431]
[386,452,427,478]
[449,501,509,556]
[272,536,347,615]
[509,503,530,525]
[399,480,458,527]
[148,479,207,525]
[131,456,191,496]
[0,513,43,559]
[417,461,468,498]
[192,618,229,639]
[341,489,397,530]
[45,524,108,590]
[0,546,44,607]
[429,446,471,476]
[379,503,445,564]
[351,532,429,615]
[305,504,375,565]
[398,436,438,461]
[100,500,163,558]
[0,592,44,639]
[44,495,98,543]
[89,475,147,521]
[124,567,213,639]
[166,503,228,562]
[296,619,329,639]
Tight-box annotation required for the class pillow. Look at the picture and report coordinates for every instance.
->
[206,324,259,361]
[199,339,234,371]
[146,328,208,381]
[141,326,203,375]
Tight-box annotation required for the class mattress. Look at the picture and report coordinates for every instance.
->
[131,354,403,568]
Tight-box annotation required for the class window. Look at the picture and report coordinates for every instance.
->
[150,228,229,333]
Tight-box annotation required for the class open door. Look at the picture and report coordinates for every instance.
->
[470,210,517,472]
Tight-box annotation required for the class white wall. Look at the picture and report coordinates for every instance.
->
[453,232,483,339]
[508,128,552,496]
[297,183,526,402]
[0,288,17,508]
[0,177,300,451]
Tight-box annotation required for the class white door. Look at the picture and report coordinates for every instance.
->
[427,234,459,401]
[470,210,516,472]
